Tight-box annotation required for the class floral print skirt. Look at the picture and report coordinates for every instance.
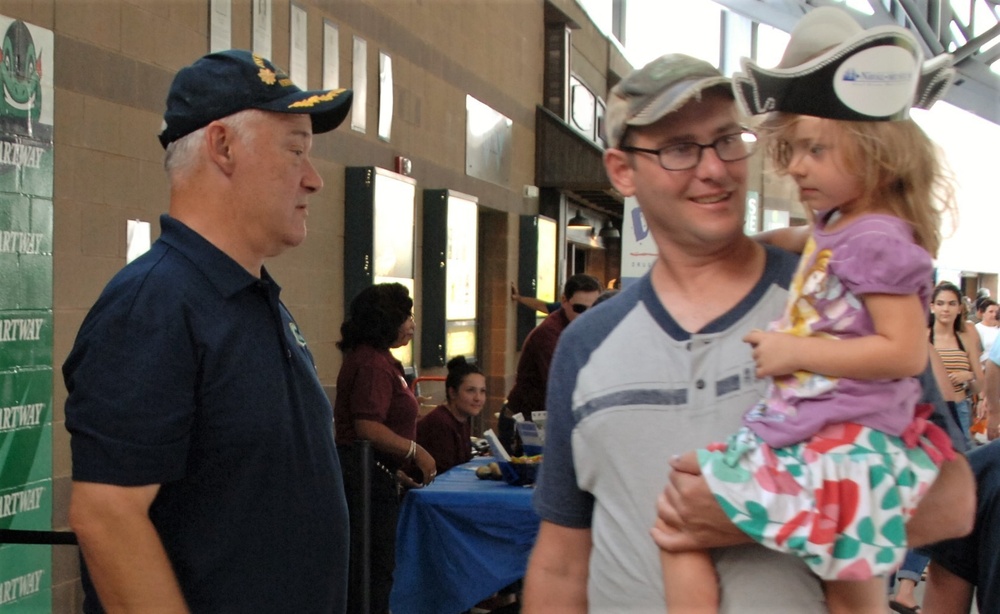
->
[697,422,941,580]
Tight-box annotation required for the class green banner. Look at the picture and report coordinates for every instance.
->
[0,544,51,612]
[0,193,53,311]
[0,14,54,613]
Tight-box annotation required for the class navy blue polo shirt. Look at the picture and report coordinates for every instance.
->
[65,215,349,613]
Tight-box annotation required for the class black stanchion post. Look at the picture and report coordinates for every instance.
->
[358,439,371,614]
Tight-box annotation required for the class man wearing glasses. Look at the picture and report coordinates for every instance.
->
[524,55,825,614]
[524,54,821,613]
[525,52,973,614]
[505,274,602,424]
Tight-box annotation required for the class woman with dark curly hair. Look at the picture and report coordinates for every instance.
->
[334,282,436,614]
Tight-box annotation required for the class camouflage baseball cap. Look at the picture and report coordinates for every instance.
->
[605,54,732,148]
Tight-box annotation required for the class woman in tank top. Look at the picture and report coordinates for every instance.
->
[929,281,984,448]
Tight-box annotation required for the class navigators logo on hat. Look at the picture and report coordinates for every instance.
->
[158,49,353,148]
[733,6,954,121]
[605,54,732,149]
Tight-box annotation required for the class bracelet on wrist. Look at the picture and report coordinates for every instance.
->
[405,440,416,460]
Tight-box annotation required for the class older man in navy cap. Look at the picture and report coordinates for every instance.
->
[65,51,353,613]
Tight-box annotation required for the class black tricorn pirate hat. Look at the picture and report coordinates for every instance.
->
[733,6,955,121]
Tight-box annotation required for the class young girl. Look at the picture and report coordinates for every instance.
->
[659,8,958,614]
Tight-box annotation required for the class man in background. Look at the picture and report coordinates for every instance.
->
[505,274,602,422]
[511,281,559,315]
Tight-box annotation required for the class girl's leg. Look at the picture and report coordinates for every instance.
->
[824,577,889,614]
[657,518,719,613]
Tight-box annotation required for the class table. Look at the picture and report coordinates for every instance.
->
[390,457,540,613]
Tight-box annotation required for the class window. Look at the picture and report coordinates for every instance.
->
[570,77,596,136]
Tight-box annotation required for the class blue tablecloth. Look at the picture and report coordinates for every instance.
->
[390,457,540,614]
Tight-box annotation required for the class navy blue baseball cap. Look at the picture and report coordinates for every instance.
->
[158,49,353,148]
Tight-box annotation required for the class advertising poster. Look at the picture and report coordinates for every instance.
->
[0,15,54,613]
[619,196,657,289]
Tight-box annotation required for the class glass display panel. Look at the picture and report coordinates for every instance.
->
[536,217,557,304]
[570,78,595,135]
[373,172,415,280]
[445,195,478,321]
[445,321,476,361]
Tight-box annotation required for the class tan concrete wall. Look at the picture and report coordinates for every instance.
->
[0,0,623,609]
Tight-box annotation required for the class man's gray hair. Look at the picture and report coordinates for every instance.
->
[163,109,264,180]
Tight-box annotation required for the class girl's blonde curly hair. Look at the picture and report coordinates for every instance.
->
[760,113,956,258]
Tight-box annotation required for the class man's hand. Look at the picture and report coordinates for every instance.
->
[743,329,800,377]
[651,452,751,552]
[906,456,975,547]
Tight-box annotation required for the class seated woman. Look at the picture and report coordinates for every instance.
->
[416,356,486,474]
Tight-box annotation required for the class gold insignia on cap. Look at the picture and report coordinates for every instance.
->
[252,54,290,85]
[258,68,277,85]
[288,88,347,109]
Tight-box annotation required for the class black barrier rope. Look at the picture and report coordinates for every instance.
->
[0,529,77,545]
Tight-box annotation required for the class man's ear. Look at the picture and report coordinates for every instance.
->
[604,149,636,197]
[205,122,237,175]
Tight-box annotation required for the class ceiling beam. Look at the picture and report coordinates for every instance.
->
[707,0,1000,123]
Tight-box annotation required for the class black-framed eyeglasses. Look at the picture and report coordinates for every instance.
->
[570,304,588,314]
[620,129,758,171]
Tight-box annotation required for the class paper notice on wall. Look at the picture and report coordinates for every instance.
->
[126,220,150,264]
[209,0,232,53]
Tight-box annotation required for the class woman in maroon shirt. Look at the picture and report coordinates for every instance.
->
[334,283,436,614]
[416,356,486,473]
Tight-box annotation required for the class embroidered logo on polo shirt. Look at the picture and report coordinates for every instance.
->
[288,322,308,348]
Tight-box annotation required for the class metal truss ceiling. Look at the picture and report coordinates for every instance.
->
[713,0,1000,124]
